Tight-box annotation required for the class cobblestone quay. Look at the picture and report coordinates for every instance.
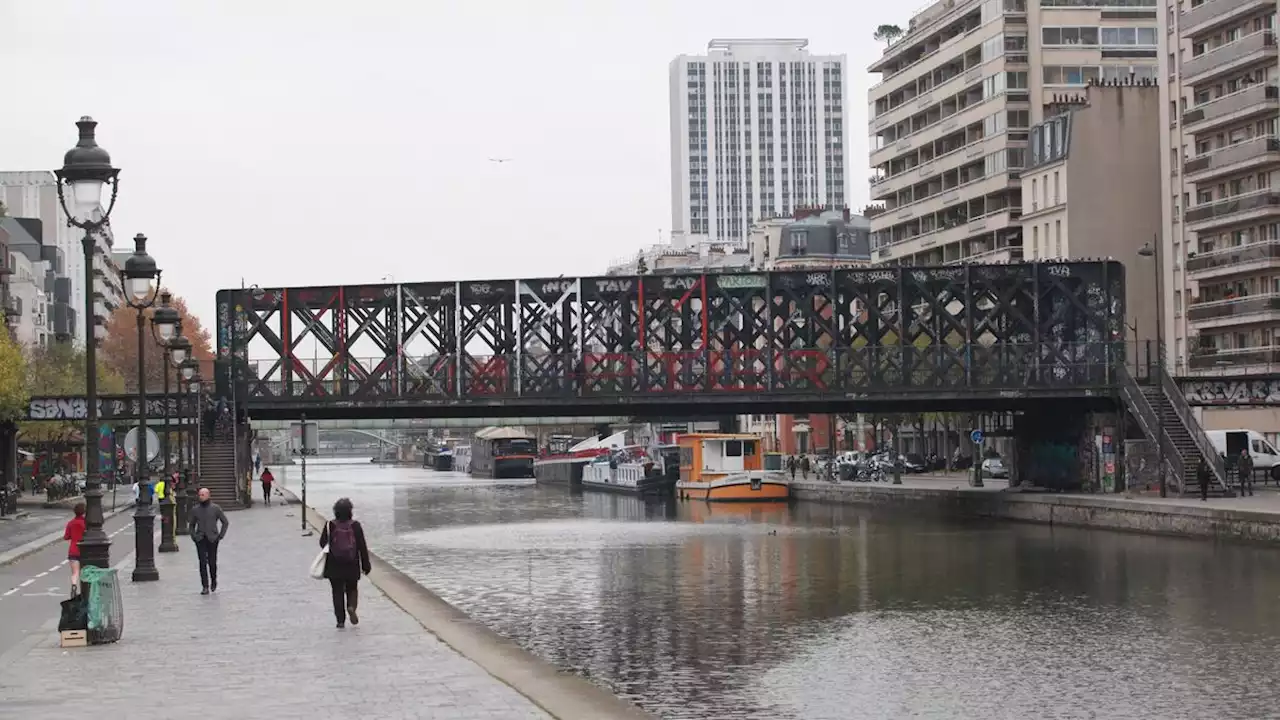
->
[0,504,550,720]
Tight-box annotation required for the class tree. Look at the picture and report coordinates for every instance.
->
[18,342,125,443]
[0,331,28,422]
[100,291,215,393]
[873,24,904,47]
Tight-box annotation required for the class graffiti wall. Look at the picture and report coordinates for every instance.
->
[1181,377,1280,405]
[1124,440,1159,491]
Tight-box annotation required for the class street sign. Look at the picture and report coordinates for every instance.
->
[123,427,161,463]
[970,429,984,444]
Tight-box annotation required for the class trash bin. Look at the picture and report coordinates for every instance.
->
[764,452,783,471]
[78,567,124,644]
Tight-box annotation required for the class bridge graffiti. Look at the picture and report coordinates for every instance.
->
[217,262,1127,413]
[1181,377,1280,406]
[26,395,194,422]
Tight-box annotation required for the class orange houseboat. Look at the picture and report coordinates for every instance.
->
[675,433,790,502]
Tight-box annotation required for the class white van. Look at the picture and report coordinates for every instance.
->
[1205,429,1280,481]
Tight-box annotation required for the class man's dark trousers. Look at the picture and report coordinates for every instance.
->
[195,538,219,589]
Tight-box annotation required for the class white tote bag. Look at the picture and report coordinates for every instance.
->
[309,524,329,580]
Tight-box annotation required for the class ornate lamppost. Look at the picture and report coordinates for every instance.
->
[54,117,121,572]
[123,234,161,582]
[151,294,180,552]
[187,369,204,511]
[175,355,198,529]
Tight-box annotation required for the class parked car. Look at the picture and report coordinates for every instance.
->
[981,457,1009,479]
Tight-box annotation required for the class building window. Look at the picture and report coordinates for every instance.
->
[1032,178,1038,210]
[1053,172,1060,204]
[1032,225,1039,257]
[790,230,808,254]
[1054,220,1062,257]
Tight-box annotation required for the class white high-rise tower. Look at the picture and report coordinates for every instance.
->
[670,39,847,248]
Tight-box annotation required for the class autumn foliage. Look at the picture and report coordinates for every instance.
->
[100,291,215,394]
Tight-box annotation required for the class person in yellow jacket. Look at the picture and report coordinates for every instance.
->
[155,477,166,502]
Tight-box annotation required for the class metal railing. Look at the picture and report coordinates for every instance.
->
[1184,191,1280,225]
[1188,345,1280,370]
[1116,363,1188,493]
[1186,293,1280,322]
[1158,363,1229,492]
[1186,239,1280,274]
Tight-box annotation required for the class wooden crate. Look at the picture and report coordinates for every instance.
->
[59,630,87,648]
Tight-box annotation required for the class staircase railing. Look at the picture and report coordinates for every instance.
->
[1158,365,1229,492]
[1117,364,1187,493]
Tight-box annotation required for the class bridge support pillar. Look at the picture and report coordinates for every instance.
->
[1012,404,1120,492]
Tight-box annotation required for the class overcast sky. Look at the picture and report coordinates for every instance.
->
[1,0,893,325]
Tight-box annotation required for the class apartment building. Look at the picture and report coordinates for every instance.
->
[0,217,73,345]
[1161,0,1280,431]
[0,171,114,345]
[1020,83,1162,358]
[868,0,1161,266]
[670,39,847,248]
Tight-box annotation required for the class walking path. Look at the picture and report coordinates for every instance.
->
[0,503,551,720]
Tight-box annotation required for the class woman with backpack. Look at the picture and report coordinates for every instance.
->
[319,497,372,628]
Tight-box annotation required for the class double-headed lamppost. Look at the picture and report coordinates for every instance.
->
[176,355,199,529]
[123,234,162,581]
[151,294,181,553]
[54,117,121,572]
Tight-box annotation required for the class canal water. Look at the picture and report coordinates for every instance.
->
[284,461,1280,720]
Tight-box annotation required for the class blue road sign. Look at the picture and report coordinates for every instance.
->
[970,429,984,444]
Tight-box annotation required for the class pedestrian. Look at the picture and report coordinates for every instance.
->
[787,455,797,481]
[1238,448,1255,497]
[801,455,810,480]
[260,467,275,506]
[131,479,139,507]
[63,502,86,595]
[188,487,229,595]
[320,497,371,629]
[1198,457,1212,502]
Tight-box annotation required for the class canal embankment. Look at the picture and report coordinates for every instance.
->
[791,476,1280,544]
[276,484,654,720]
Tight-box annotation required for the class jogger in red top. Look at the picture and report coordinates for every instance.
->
[64,502,86,595]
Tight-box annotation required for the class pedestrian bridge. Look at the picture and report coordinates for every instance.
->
[217,262,1127,420]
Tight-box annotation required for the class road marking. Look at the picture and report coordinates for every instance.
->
[17,579,33,588]
[33,571,46,579]
[2,588,15,597]
[48,565,61,573]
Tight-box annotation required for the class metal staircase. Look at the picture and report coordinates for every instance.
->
[198,435,243,509]
[1117,363,1231,496]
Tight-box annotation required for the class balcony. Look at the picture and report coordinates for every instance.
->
[1189,345,1280,371]
[1181,0,1273,38]
[886,172,1019,225]
[1182,84,1280,135]
[876,208,1018,260]
[872,130,1011,201]
[1183,136,1280,182]
[1184,191,1280,231]
[1181,32,1276,86]
[870,89,1007,167]
[872,57,999,135]
[1187,292,1280,327]
[1187,240,1280,279]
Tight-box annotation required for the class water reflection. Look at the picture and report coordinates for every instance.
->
[293,464,1280,719]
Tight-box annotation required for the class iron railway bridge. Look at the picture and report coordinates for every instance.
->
[215,262,1127,421]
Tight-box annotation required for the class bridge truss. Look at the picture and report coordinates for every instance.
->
[217,262,1125,419]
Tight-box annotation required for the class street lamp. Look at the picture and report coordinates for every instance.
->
[151,293,180,553]
[123,233,162,581]
[187,368,203,509]
[1138,238,1166,498]
[170,333,195,539]
[54,117,121,572]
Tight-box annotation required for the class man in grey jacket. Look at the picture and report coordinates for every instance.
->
[188,487,229,595]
